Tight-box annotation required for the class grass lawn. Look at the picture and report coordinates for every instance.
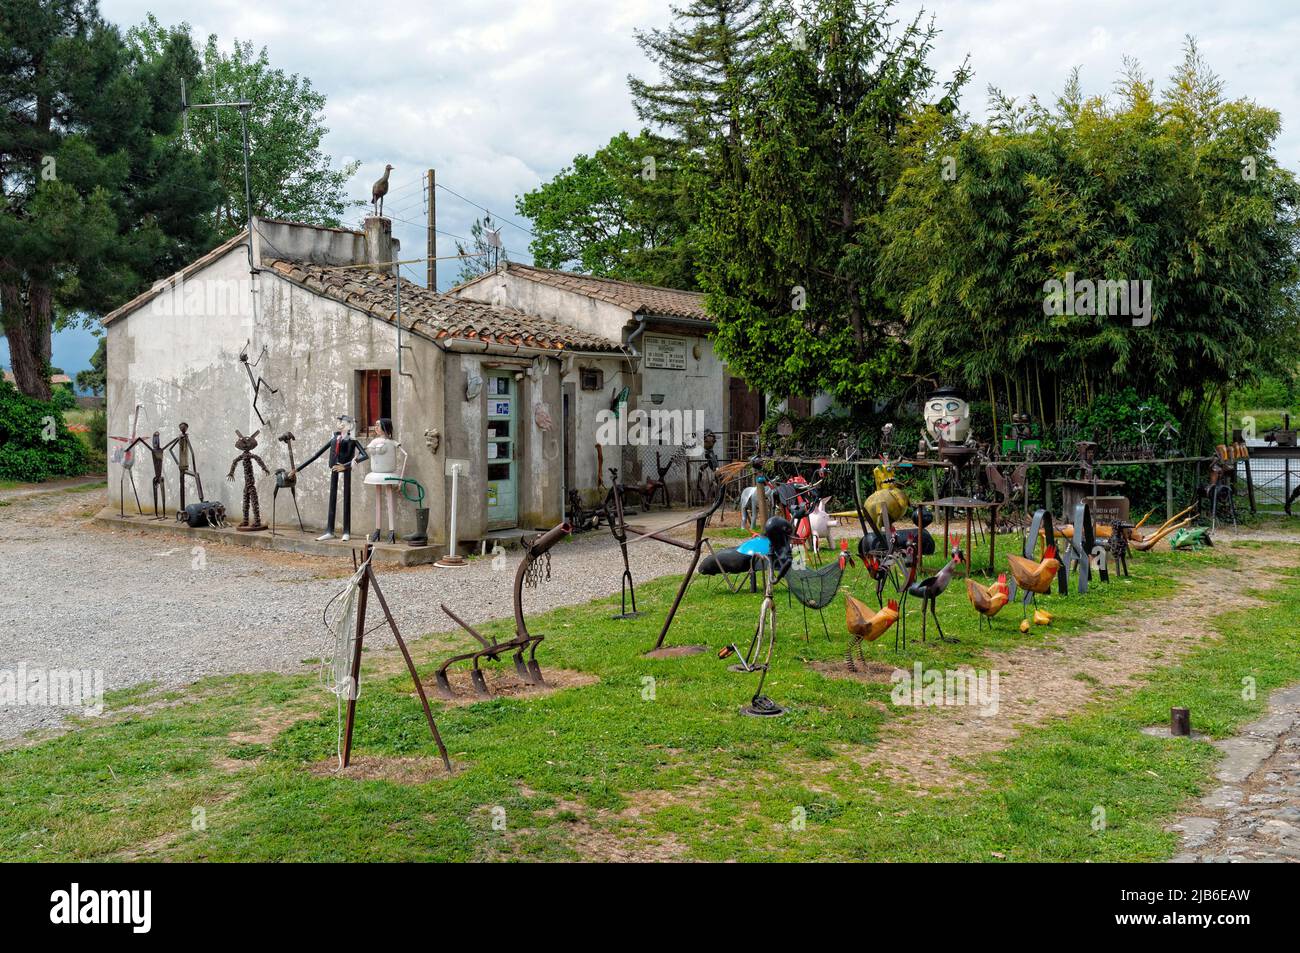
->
[3,532,1298,861]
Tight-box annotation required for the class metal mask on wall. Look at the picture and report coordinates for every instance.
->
[465,374,482,401]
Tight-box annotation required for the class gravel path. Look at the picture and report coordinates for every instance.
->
[0,486,693,741]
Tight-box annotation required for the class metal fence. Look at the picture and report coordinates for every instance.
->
[1240,447,1300,513]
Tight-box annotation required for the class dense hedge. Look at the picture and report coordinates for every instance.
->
[0,380,88,482]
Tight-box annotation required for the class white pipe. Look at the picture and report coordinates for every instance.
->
[446,463,461,559]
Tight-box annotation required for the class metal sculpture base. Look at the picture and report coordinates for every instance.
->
[741,695,786,717]
[236,523,268,532]
[435,554,467,568]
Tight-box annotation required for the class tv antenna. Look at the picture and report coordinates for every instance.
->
[181,78,256,272]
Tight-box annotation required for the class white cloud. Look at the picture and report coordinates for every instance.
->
[96,0,1300,294]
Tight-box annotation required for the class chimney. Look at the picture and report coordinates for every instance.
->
[363,216,394,274]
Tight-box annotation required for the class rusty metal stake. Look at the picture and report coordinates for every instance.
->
[1171,707,1191,737]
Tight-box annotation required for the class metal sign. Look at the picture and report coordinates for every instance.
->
[644,335,687,370]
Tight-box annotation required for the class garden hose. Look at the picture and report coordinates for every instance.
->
[386,476,426,507]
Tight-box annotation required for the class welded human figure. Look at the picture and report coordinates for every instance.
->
[226,430,270,530]
[125,431,169,520]
[165,422,204,511]
[294,415,369,541]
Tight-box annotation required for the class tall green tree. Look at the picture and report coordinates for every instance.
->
[879,43,1300,431]
[516,130,694,288]
[0,0,218,399]
[628,0,765,184]
[699,0,969,407]
[128,14,360,237]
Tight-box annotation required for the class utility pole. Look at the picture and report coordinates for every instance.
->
[426,168,436,290]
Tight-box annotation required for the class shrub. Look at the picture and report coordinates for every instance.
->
[0,380,89,482]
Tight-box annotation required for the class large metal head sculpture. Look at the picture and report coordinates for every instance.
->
[923,387,971,445]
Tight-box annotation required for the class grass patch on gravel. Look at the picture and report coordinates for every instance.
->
[0,534,1295,861]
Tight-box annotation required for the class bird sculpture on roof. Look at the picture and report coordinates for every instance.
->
[371,164,393,217]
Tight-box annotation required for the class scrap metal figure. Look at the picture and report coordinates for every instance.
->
[110,403,144,517]
[272,432,305,534]
[227,429,270,531]
[165,422,204,512]
[124,431,169,520]
[294,415,369,541]
[239,341,279,427]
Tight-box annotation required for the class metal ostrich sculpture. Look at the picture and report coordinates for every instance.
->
[371,164,393,217]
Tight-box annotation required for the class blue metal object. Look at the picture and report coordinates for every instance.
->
[738,536,771,556]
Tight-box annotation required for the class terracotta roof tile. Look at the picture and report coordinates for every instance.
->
[266,259,623,353]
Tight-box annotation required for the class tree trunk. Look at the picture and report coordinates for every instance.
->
[1,279,54,401]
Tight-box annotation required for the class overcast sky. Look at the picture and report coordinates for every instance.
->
[16,0,1300,379]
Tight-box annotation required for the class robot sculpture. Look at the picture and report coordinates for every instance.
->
[294,415,369,542]
[165,422,204,512]
[226,430,270,531]
[124,430,169,520]
[365,418,408,544]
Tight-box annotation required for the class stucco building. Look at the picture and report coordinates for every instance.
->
[102,218,621,547]
[453,262,762,495]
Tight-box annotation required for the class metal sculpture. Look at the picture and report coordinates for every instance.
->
[371,164,393,217]
[239,342,280,427]
[110,403,144,517]
[165,422,204,513]
[435,521,571,698]
[294,415,369,541]
[1059,502,1108,594]
[739,482,776,529]
[786,544,851,641]
[920,386,974,452]
[844,595,900,670]
[365,417,407,544]
[637,471,734,653]
[227,430,270,531]
[718,554,785,716]
[602,468,640,619]
[1013,510,1069,602]
[124,431,169,520]
[322,545,450,771]
[272,432,305,534]
[966,574,1010,633]
[901,539,965,647]
[178,500,227,528]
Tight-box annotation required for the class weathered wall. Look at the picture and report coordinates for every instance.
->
[440,351,565,540]
[106,248,449,542]
[454,274,724,491]
[458,270,630,342]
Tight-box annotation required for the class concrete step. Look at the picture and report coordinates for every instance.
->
[93,508,443,566]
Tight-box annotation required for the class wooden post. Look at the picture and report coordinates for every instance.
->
[341,562,370,768]
[1165,462,1173,521]
[426,168,436,289]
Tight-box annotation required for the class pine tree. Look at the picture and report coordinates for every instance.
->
[0,0,219,399]
[628,0,765,180]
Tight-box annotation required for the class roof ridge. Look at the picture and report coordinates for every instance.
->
[507,262,703,298]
